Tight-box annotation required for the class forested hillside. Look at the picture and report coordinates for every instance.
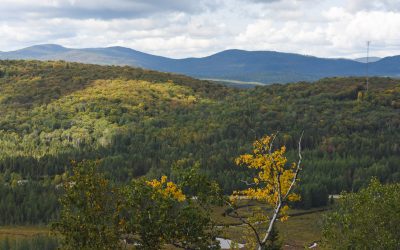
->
[0,60,399,223]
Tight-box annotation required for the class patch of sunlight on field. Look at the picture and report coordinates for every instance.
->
[0,226,50,240]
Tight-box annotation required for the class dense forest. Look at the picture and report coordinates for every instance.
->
[0,60,399,224]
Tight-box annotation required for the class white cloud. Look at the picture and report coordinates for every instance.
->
[0,0,400,58]
[0,0,213,19]
[346,0,400,12]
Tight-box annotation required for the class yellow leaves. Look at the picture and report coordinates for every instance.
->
[146,175,167,188]
[279,215,289,222]
[165,182,186,202]
[287,193,301,202]
[234,134,301,221]
[235,154,253,166]
[280,205,290,222]
[253,178,259,184]
[229,191,243,205]
[146,176,186,202]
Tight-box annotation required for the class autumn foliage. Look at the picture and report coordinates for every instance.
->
[234,135,301,221]
[146,175,186,202]
[230,133,303,249]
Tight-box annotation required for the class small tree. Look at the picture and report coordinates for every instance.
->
[229,133,303,250]
[53,161,221,249]
[322,178,400,249]
[52,160,123,250]
[265,225,282,250]
[121,169,221,249]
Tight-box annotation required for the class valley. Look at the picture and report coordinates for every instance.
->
[0,60,399,248]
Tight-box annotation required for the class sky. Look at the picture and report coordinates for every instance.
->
[1,0,400,59]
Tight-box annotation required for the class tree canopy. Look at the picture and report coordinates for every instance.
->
[322,178,400,249]
[52,160,222,249]
[0,60,399,224]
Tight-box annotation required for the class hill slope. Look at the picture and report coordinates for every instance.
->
[0,60,399,198]
[0,60,400,224]
[1,45,399,84]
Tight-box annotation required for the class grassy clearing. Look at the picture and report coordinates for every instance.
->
[216,210,325,249]
[212,200,327,249]
[0,226,51,240]
[0,226,60,250]
[277,210,325,248]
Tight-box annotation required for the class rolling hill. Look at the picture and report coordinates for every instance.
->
[1,44,399,84]
[0,60,399,223]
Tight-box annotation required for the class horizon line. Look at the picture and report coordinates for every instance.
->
[0,43,393,61]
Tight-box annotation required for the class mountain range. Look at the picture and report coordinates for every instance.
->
[1,44,399,84]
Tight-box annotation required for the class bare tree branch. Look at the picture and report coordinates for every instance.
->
[283,130,303,201]
[240,179,258,186]
[268,132,279,154]
[225,200,262,246]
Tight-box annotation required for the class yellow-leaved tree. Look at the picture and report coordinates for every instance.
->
[229,132,303,250]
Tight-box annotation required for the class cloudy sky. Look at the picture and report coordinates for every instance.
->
[1,0,400,58]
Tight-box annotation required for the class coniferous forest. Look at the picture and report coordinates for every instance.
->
[0,59,399,225]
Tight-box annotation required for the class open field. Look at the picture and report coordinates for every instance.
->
[0,226,51,240]
[0,226,59,250]
[212,201,327,249]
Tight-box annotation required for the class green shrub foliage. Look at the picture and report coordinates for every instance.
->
[322,178,400,249]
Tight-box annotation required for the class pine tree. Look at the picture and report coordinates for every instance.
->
[265,225,282,250]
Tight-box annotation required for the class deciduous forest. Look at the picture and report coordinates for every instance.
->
[0,60,399,226]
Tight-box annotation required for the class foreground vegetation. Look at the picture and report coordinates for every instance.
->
[49,132,304,249]
[52,160,222,249]
[1,179,398,249]
[322,179,400,249]
[0,208,326,249]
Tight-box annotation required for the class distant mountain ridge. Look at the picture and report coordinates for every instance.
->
[1,44,399,84]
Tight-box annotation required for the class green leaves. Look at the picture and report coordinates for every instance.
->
[53,161,222,249]
[171,162,224,207]
[121,178,220,249]
[322,178,400,249]
[52,161,122,250]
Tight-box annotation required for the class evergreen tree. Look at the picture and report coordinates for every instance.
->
[265,225,282,250]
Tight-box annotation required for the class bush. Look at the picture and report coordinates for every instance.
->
[322,178,400,249]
